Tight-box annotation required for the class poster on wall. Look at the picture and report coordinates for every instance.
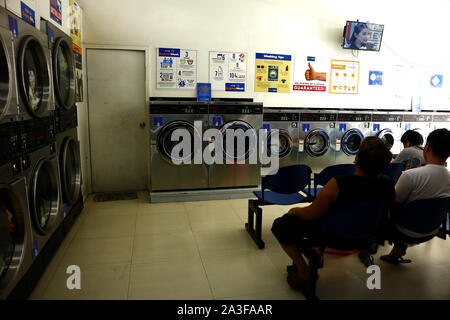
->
[20,1,35,26]
[368,71,383,86]
[394,65,417,98]
[157,48,197,89]
[254,53,291,93]
[209,51,247,92]
[5,0,35,20]
[329,59,360,94]
[70,0,83,102]
[50,0,62,25]
[293,55,328,93]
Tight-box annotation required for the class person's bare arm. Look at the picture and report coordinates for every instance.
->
[288,178,339,220]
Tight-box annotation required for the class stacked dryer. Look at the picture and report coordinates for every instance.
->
[5,9,63,263]
[41,19,82,224]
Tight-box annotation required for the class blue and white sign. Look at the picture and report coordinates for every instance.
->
[49,26,55,43]
[429,74,443,88]
[50,0,62,25]
[210,51,247,92]
[369,71,383,86]
[303,123,310,132]
[197,83,211,102]
[339,124,347,132]
[21,1,35,27]
[157,48,197,89]
[9,15,18,38]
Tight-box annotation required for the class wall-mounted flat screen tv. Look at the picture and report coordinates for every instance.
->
[343,21,384,51]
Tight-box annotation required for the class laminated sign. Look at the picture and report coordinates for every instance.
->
[157,48,197,90]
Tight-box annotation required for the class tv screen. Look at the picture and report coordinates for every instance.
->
[343,21,384,51]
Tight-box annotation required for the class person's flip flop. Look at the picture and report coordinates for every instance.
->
[380,254,412,264]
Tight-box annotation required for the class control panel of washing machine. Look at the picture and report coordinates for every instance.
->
[263,112,299,121]
[19,116,56,154]
[433,114,450,122]
[371,114,403,122]
[403,114,433,122]
[209,103,263,114]
[0,123,20,166]
[150,103,208,114]
[300,113,337,122]
[337,113,371,122]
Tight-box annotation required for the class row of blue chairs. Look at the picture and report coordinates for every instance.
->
[245,163,449,300]
[246,163,405,249]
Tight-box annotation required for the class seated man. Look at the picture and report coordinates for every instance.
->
[271,137,395,290]
[381,128,450,263]
[392,130,425,169]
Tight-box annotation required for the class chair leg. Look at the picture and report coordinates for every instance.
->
[245,199,265,249]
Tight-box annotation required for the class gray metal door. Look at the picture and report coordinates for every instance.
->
[87,49,147,192]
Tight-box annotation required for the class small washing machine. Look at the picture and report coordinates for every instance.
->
[0,7,18,124]
[262,108,299,170]
[432,113,450,131]
[0,122,33,299]
[401,112,433,148]
[19,117,62,259]
[11,10,53,121]
[150,101,209,191]
[370,112,403,156]
[298,110,337,173]
[208,101,263,188]
[335,111,372,165]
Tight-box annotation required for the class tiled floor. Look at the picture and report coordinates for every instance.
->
[29,191,450,300]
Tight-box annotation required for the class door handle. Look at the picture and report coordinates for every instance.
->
[140,122,146,128]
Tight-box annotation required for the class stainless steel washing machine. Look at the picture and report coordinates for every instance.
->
[41,19,80,219]
[208,101,263,188]
[401,112,433,148]
[11,10,53,121]
[370,112,403,156]
[262,108,299,169]
[0,122,33,299]
[19,117,62,259]
[335,111,372,165]
[150,101,209,191]
[432,113,450,131]
[298,110,337,173]
[0,7,18,124]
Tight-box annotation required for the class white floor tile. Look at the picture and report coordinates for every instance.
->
[135,211,191,235]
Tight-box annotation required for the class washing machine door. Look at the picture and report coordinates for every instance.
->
[0,29,14,120]
[220,120,257,162]
[30,159,60,235]
[157,120,200,164]
[60,137,81,205]
[53,38,76,110]
[342,129,364,156]
[17,35,51,117]
[267,129,293,158]
[305,129,330,157]
[377,129,394,150]
[0,185,27,294]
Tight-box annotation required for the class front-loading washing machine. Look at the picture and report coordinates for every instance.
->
[41,19,81,221]
[0,7,19,124]
[0,122,33,300]
[298,110,337,174]
[19,117,62,259]
[370,112,403,156]
[401,112,433,148]
[11,10,53,121]
[150,101,209,192]
[432,113,450,131]
[335,111,372,165]
[208,101,263,188]
[262,108,299,169]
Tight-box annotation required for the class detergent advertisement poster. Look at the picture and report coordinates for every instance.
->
[157,48,197,90]
[70,0,83,102]
[209,51,247,92]
[254,53,291,93]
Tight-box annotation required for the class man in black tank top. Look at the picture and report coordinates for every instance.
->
[272,137,395,290]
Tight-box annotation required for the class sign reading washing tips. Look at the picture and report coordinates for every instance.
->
[255,53,291,93]
[157,48,197,89]
[330,60,360,94]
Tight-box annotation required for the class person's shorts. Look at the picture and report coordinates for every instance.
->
[271,213,322,246]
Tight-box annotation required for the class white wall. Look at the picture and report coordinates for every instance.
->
[77,0,450,111]
[0,1,6,8]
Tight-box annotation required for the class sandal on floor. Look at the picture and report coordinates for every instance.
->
[380,254,412,264]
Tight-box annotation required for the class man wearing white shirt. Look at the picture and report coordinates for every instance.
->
[381,128,450,263]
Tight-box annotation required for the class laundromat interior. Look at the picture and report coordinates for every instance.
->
[0,0,449,301]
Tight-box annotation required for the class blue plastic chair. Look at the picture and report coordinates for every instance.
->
[380,197,450,263]
[246,165,313,249]
[311,164,356,198]
[381,163,405,184]
[291,199,390,300]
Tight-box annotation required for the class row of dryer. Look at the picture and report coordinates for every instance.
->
[149,100,450,194]
[0,7,82,299]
